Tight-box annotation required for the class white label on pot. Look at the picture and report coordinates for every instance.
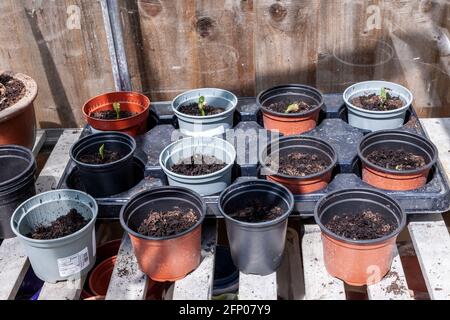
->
[57,247,90,278]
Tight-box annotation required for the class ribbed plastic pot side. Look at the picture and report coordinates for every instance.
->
[358,130,437,191]
[219,180,295,276]
[120,187,207,282]
[260,136,337,194]
[314,189,406,286]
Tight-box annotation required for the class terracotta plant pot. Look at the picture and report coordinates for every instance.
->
[83,91,150,137]
[358,130,437,191]
[315,189,406,286]
[260,136,337,194]
[257,84,324,136]
[96,239,121,264]
[120,187,206,282]
[89,256,117,296]
[0,71,38,149]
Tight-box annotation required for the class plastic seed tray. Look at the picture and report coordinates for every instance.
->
[58,93,450,219]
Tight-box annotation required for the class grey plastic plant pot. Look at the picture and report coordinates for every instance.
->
[172,88,238,137]
[219,180,295,276]
[11,190,98,283]
[343,81,413,131]
[160,137,237,196]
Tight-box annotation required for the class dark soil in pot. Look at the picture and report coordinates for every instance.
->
[137,207,199,237]
[325,210,398,241]
[266,152,331,177]
[170,154,226,176]
[178,103,225,116]
[0,74,26,111]
[351,90,404,111]
[227,200,283,223]
[90,110,137,120]
[264,99,317,114]
[366,149,426,171]
[28,209,90,240]
[78,148,125,165]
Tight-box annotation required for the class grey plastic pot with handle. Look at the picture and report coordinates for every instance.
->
[11,190,98,283]
[172,88,238,137]
[343,81,413,131]
[160,137,237,196]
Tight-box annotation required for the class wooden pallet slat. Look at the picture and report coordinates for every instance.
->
[0,239,30,300]
[239,273,277,301]
[302,225,346,300]
[32,130,47,157]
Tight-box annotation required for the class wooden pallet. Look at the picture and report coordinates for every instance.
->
[0,119,450,300]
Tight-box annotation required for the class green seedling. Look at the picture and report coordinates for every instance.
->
[198,96,206,117]
[285,103,300,114]
[379,87,391,106]
[113,102,121,119]
[99,144,105,161]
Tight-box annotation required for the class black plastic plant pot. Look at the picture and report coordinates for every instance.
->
[358,130,438,191]
[219,179,295,276]
[70,132,136,198]
[314,189,406,286]
[0,145,36,239]
[260,136,338,194]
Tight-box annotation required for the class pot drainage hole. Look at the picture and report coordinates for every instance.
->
[265,99,316,114]
[325,210,398,241]
[351,89,404,111]
[170,154,226,176]
[228,201,283,223]
[137,207,199,237]
[367,149,426,171]
[267,152,330,176]
[28,209,90,240]
[0,74,26,111]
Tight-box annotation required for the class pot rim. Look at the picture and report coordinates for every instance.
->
[89,255,117,296]
[70,131,137,169]
[120,186,207,241]
[159,137,237,180]
[357,130,438,175]
[218,179,295,228]
[343,80,413,115]
[172,88,238,120]
[82,91,151,123]
[0,145,36,190]
[314,188,406,245]
[257,84,324,119]
[259,136,338,180]
[11,189,98,244]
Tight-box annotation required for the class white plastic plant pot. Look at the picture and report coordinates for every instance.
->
[343,81,413,131]
[159,137,237,196]
[11,190,98,283]
[172,88,238,137]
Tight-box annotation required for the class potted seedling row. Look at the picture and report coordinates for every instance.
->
[358,130,437,191]
[172,88,238,137]
[343,81,413,131]
[315,189,406,286]
[83,91,150,137]
[257,84,324,136]
[219,180,295,276]
[160,137,237,196]
[0,145,36,239]
[0,71,38,149]
[120,187,206,282]
[11,190,98,283]
[70,132,137,198]
[260,136,337,194]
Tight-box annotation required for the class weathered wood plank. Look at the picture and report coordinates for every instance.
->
[302,225,346,300]
[105,234,148,300]
[32,130,47,157]
[239,273,277,300]
[0,239,30,300]
[173,220,218,300]
[367,247,412,300]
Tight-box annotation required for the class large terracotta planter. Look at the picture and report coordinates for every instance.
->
[120,187,206,282]
[0,71,37,149]
[260,136,337,194]
[358,130,437,191]
[257,84,324,136]
[83,91,150,137]
[315,189,406,286]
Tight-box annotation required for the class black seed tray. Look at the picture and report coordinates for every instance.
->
[58,94,450,219]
